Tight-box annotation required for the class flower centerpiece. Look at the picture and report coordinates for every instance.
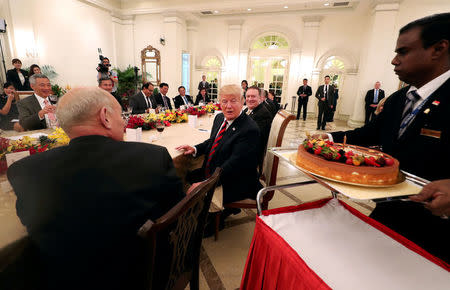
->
[0,128,70,174]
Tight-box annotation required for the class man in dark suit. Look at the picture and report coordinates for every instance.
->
[6,58,31,91]
[198,75,210,94]
[364,81,385,124]
[315,75,335,130]
[194,88,211,105]
[243,86,273,169]
[17,74,56,130]
[173,85,194,109]
[129,82,157,114]
[154,82,172,110]
[177,84,261,204]
[8,87,185,289]
[265,91,280,117]
[296,78,312,120]
[324,13,450,263]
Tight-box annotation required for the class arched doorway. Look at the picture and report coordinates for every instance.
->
[202,56,222,101]
[248,34,290,100]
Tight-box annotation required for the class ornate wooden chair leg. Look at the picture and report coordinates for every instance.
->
[214,212,221,241]
[190,261,200,290]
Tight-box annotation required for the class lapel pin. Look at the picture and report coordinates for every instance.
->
[424,108,430,114]
[432,100,440,106]
[232,127,236,131]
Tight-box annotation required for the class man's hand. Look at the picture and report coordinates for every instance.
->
[321,97,326,101]
[175,145,195,155]
[410,179,450,217]
[330,105,333,109]
[186,182,202,195]
[38,105,56,119]
[311,133,330,140]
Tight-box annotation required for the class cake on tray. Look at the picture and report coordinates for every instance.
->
[296,138,399,186]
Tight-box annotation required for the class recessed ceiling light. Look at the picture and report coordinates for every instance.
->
[214,10,219,14]
[247,8,252,11]
[284,6,288,9]
[324,2,330,6]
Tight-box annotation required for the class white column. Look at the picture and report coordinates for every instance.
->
[348,3,399,127]
[163,13,186,96]
[186,21,198,96]
[112,16,135,70]
[224,19,243,85]
[299,16,323,115]
[286,48,301,110]
[239,49,248,84]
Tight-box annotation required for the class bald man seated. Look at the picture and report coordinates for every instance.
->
[7,87,185,290]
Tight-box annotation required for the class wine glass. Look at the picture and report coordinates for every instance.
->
[48,95,58,105]
[155,121,165,140]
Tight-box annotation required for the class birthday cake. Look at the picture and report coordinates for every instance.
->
[296,139,400,186]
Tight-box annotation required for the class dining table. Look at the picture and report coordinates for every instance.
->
[0,115,215,251]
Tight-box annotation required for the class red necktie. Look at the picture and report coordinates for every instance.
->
[205,120,227,177]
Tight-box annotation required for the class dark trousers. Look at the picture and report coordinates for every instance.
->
[317,102,329,129]
[365,106,376,124]
[296,97,308,120]
[370,201,449,264]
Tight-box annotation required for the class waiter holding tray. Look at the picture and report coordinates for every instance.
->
[316,13,450,263]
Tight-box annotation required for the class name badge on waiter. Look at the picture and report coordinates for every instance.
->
[420,101,441,139]
[420,128,441,139]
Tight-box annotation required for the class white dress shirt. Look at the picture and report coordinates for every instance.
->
[406,69,450,111]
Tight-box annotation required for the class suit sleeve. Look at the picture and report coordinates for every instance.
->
[297,87,301,96]
[17,99,42,131]
[331,101,386,146]
[306,87,312,97]
[220,127,260,180]
[129,95,145,114]
[315,86,321,100]
[364,91,371,108]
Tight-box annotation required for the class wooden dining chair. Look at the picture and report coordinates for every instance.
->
[214,110,295,239]
[137,168,221,290]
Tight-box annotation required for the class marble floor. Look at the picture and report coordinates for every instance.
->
[195,117,376,290]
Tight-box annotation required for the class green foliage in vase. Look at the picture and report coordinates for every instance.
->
[51,84,66,98]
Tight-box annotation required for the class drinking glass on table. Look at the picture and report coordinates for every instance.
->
[155,121,165,140]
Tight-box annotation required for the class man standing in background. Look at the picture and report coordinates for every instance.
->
[364,81,385,124]
[296,78,312,121]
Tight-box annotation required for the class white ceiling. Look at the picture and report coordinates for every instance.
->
[83,0,365,17]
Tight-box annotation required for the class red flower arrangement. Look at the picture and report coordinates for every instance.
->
[186,106,207,116]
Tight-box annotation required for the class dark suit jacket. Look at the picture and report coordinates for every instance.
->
[7,135,184,289]
[194,94,211,105]
[195,113,261,203]
[17,94,47,130]
[264,98,280,117]
[244,103,273,169]
[198,81,210,91]
[315,84,335,107]
[6,69,31,91]
[173,94,194,109]
[297,85,312,101]
[154,93,173,110]
[365,89,385,109]
[129,91,157,114]
[332,78,450,181]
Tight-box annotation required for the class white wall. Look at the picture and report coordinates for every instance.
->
[6,0,115,87]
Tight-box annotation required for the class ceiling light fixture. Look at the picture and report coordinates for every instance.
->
[214,10,219,14]
[284,6,288,9]
[247,8,252,11]
[324,2,330,6]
